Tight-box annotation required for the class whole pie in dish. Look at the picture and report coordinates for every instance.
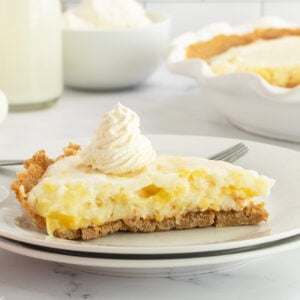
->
[11,104,274,240]
[186,27,300,88]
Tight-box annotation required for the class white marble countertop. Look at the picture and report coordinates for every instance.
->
[1,67,300,300]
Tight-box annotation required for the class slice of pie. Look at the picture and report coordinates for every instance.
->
[186,27,300,88]
[11,104,274,240]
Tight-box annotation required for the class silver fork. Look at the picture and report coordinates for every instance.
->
[0,160,24,167]
[207,142,248,163]
[0,143,248,167]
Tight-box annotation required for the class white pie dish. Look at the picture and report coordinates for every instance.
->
[167,17,300,143]
[63,11,170,90]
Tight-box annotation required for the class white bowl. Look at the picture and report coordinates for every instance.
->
[63,11,170,90]
[168,17,300,143]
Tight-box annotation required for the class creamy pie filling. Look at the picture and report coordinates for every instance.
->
[27,155,273,236]
[208,36,300,87]
[186,27,300,87]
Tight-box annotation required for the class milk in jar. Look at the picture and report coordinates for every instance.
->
[0,0,62,110]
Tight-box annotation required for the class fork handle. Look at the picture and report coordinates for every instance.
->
[0,160,24,166]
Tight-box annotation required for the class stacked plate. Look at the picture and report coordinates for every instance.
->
[1,135,300,277]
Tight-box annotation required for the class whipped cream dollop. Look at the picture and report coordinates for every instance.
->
[81,103,156,175]
[64,0,152,30]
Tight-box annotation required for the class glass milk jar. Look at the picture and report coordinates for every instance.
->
[0,0,62,110]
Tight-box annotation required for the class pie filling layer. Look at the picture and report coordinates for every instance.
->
[186,27,300,87]
[27,154,273,236]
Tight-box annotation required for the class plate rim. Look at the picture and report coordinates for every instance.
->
[1,234,300,270]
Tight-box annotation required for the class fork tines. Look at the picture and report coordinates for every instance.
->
[208,142,249,163]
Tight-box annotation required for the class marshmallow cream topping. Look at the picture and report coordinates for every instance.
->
[81,103,156,174]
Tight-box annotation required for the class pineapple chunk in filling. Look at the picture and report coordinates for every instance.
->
[27,155,273,235]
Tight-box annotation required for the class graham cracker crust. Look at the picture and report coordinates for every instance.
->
[186,27,300,60]
[11,144,268,240]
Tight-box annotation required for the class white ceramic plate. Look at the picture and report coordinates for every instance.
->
[1,234,300,277]
[0,135,300,255]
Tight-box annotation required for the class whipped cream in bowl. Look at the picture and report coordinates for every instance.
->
[63,0,170,90]
[64,0,152,30]
[81,103,156,175]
